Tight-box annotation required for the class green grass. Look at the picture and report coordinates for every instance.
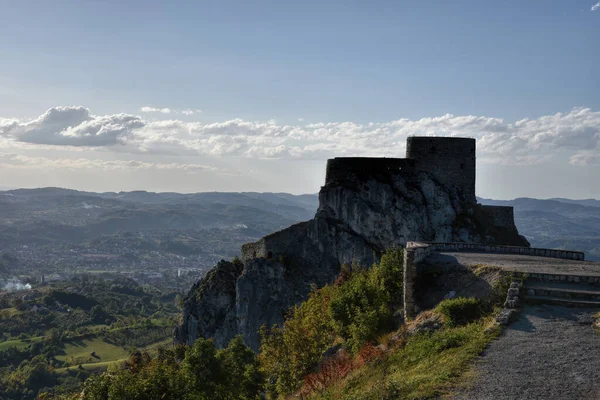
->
[55,360,125,375]
[0,339,30,351]
[84,324,111,332]
[0,307,19,319]
[0,336,42,351]
[314,317,500,400]
[54,336,173,374]
[55,337,131,365]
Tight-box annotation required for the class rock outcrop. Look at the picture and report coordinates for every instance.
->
[174,137,529,350]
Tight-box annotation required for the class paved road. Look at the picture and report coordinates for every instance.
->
[453,305,600,400]
[427,252,600,276]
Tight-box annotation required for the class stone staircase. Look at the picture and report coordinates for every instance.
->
[523,274,600,308]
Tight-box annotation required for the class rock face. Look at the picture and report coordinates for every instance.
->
[174,260,243,349]
[174,137,529,350]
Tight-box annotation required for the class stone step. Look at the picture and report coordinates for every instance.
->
[524,295,600,308]
[524,272,600,286]
[523,281,600,301]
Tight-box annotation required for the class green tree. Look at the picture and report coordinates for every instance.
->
[181,338,221,398]
[259,285,336,395]
[217,336,263,399]
[378,247,404,306]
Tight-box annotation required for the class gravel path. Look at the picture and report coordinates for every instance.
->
[453,305,600,400]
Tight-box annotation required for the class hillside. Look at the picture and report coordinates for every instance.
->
[0,275,179,399]
[0,188,319,293]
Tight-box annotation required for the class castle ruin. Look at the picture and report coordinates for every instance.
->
[242,136,523,263]
[176,136,530,350]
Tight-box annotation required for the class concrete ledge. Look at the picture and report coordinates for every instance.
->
[426,242,585,261]
[402,241,587,320]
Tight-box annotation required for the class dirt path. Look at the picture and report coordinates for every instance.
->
[453,305,600,400]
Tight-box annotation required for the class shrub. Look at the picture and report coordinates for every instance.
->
[329,273,391,353]
[259,286,336,395]
[356,342,385,366]
[329,248,404,353]
[259,247,404,396]
[377,248,404,306]
[435,297,483,327]
[301,351,354,396]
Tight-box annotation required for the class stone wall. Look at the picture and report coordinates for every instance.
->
[481,205,516,229]
[427,242,585,261]
[241,221,312,262]
[403,241,433,319]
[325,157,416,185]
[406,136,476,203]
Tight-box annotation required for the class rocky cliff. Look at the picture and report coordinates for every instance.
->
[174,166,529,351]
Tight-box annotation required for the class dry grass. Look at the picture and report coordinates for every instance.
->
[311,316,500,400]
[406,309,443,330]
[471,264,502,277]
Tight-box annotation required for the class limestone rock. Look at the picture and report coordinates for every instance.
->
[173,260,243,349]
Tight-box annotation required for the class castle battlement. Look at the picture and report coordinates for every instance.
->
[325,137,476,203]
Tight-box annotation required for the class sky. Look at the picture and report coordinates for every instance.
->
[0,0,599,199]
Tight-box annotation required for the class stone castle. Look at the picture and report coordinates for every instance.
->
[241,136,522,264]
[175,136,529,350]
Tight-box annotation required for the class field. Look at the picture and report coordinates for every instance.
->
[0,336,43,351]
[54,336,172,374]
[55,337,131,366]
[0,307,19,320]
[0,339,32,351]
[55,360,121,374]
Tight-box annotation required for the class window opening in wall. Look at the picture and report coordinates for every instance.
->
[267,251,273,259]
[460,162,465,169]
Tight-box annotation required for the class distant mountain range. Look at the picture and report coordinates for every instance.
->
[0,188,319,255]
[0,188,598,261]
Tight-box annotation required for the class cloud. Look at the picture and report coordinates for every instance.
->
[592,2,600,11]
[0,107,143,146]
[0,153,220,174]
[141,107,201,115]
[181,109,202,115]
[140,106,172,114]
[569,151,600,166]
[2,106,600,167]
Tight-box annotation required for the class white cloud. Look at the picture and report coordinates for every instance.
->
[181,109,202,115]
[0,153,220,174]
[2,106,600,167]
[569,151,600,166]
[140,106,172,114]
[592,2,600,11]
[0,107,142,146]
[142,107,201,115]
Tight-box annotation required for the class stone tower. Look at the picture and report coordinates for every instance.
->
[406,136,476,203]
